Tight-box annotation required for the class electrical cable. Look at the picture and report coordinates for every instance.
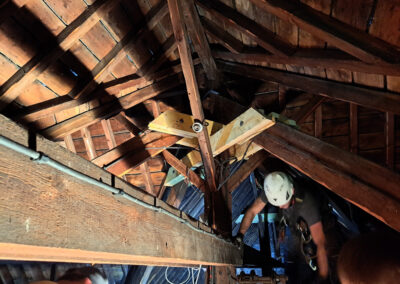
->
[0,135,234,245]
[165,267,191,284]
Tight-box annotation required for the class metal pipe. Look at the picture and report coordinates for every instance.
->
[0,135,232,244]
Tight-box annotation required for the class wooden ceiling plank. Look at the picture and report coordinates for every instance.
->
[212,50,400,76]
[254,124,400,232]
[41,73,183,140]
[168,0,217,191]
[218,61,400,115]
[101,119,117,149]
[162,150,205,192]
[0,0,120,111]
[182,0,218,82]
[81,127,97,160]
[196,0,294,57]
[249,0,400,64]
[226,151,268,193]
[201,17,244,54]
[140,162,156,195]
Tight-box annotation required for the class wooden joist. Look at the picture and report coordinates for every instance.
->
[218,61,400,115]
[288,95,326,125]
[162,150,205,192]
[92,132,180,177]
[0,114,241,266]
[196,0,294,57]
[226,151,269,193]
[0,0,120,110]
[81,127,97,160]
[168,0,217,191]
[254,123,400,232]
[201,17,244,54]
[41,74,183,140]
[64,134,77,153]
[182,0,218,83]
[385,112,395,169]
[349,104,358,154]
[249,0,400,64]
[114,113,141,136]
[140,162,156,196]
[101,119,117,149]
[212,50,400,76]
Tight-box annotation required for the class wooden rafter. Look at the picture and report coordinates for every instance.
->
[288,95,326,124]
[114,112,141,136]
[41,74,183,140]
[168,0,217,191]
[385,112,395,169]
[140,162,156,195]
[0,0,120,110]
[162,150,205,192]
[146,0,169,30]
[81,127,97,160]
[249,0,400,64]
[101,119,117,149]
[201,17,244,54]
[213,50,400,76]
[218,61,400,115]
[349,104,358,154]
[182,0,219,83]
[255,123,400,232]
[314,105,322,138]
[64,134,77,153]
[196,0,294,57]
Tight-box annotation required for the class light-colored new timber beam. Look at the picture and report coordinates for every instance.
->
[0,114,241,266]
[182,0,219,83]
[254,123,400,232]
[41,74,183,140]
[196,0,294,57]
[249,0,400,64]
[218,61,400,115]
[162,150,205,192]
[168,0,217,191]
[213,50,400,76]
[0,0,120,110]
[227,151,268,193]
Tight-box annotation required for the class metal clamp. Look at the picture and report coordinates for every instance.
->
[192,119,208,133]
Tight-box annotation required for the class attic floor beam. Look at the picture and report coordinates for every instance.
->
[0,0,120,110]
[254,124,400,232]
[168,0,217,191]
[218,61,400,115]
[249,0,400,64]
[0,114,241,266]
[196,0,294,57]
[182,0,219,84]
[213,50,400,76]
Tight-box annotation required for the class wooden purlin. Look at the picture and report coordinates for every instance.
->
[168,0,217,191]
[196,0,294,57]
[212,50,400,76]
[249,0,400,64]
[0,0,120,111]
[218,61,400,115]
[0,114,241,266]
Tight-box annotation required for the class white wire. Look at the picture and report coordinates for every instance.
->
[165,266,191,284]
[191,265,202,284]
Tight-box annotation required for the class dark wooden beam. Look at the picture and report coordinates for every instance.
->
[385,112,395,169]
[254,124,400,232]
[0,114,241,266]
[168,0,217,191]
[349,104,358,154]
[146,0,169,30]
[162,150,205,192]
[227,151,269,193]
[314,105,322,138]
[249,0,400,64]
[212,50,400,76]
[196,0,294,57]
[0,0,120,110]
[201,17,244,54]
[41,74,183,140]
[182,0,219,83]
[290,95,326,124]
[218,60,400,115]
[114,112,142,136]
[140,162,156,196]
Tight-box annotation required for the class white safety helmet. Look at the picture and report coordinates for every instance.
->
[263,171,294,207]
